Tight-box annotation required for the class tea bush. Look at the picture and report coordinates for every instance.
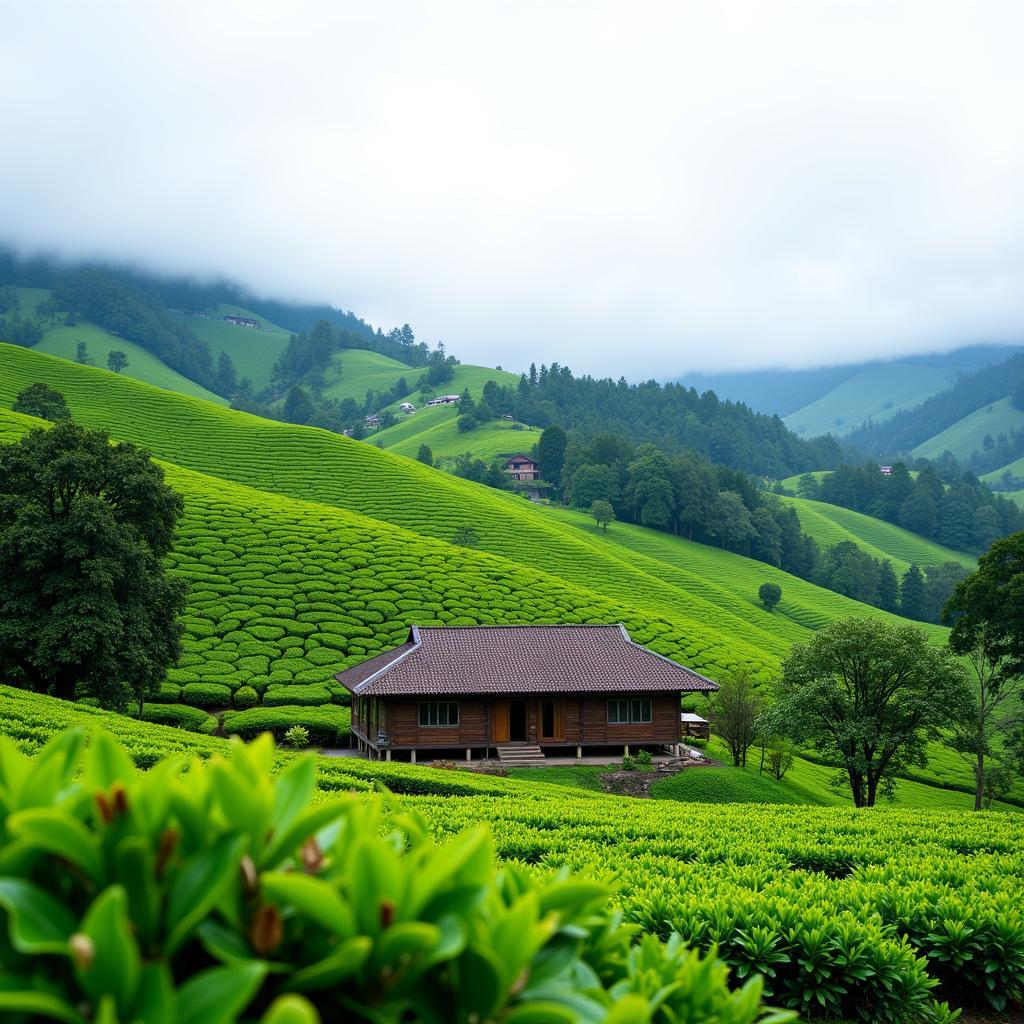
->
[1,687,1021,1019]
[0,726,787,1024]
[233,684,259,709]
[222,705,351,746]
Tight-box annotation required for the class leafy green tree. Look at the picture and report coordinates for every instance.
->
[106,349,129,373]
[758,582,782,610]
[590,499,615,532]
[796,473,820,498]
[778,618,966,806]
[900,563,927,620]
[569,464,618,509]
[283,385,315,425]
[0,422,186,713]
[944,532,1024,681]
[216,350,237,396]
[1013,373,1024,411]
[898,490,938,538]
[12,383,70,421]
[709,671,762,767]
[457,414,477,433]
[417,444,433,466]
[709,491,756,551]
[877,559,899,613]
[536,425,568,489]
[75,339,90,364]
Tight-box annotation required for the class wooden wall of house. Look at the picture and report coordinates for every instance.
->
[354,692,683,749]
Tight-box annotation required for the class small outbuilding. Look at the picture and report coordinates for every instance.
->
[680,711,710,739]
[336,624,718,762]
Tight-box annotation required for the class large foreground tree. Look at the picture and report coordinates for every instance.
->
[777,618,966,806]
[0,421,187,712]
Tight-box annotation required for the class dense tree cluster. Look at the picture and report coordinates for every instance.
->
[0,312,43,347]
[558,433,819,577]
[847,352,1024,457]
[793,462,1023,551]
[482,362,843,477]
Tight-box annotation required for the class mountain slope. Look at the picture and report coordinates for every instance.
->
[0,344,949,686]
[780,496,976,573]
[912,396,1024,461]
[783,363,956,437]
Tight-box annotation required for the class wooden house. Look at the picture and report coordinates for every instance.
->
[337,625,718,762]
[505,454,539,481]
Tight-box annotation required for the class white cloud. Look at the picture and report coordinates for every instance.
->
[2,1,1024,377]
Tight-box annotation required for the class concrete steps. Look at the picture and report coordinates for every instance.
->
[497,744,546,767]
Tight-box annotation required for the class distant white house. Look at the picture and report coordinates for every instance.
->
[879,465,893,476]
[399,402,416,414]
[365,414,380,428]
[426,394,461,407]
[223,314,262,329]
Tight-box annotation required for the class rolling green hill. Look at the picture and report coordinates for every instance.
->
[379,412,540,461]
[319,348,416,405]
[984,454,1024,485]
[0,343,950,693]
[912,395,1024,461]
[783,362,956,438]
[780,495,975,572]
[35,322,228,405]
[169,303,292,389]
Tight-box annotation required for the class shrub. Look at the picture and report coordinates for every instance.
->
[233,684,259,709]
[284,724,310,748]
[0,727,782,1024]
[263,683,333,707]
[180,681,233,707]
[622,751,653,772]
[138,703,217,734]
[222,705,350,746]
[148,682,181,704]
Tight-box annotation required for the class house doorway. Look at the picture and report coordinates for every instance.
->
[509,700,527,742]
[539,700,565,742]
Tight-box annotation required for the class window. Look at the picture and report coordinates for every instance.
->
[418,701,459,727]
[608,698,652,725]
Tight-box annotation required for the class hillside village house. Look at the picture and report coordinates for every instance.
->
[223,314,262,328]
[426,394,461,407]
[338,624,718,763]
[505,454,539,481]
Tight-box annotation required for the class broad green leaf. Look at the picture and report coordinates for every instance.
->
[211,762,268,853]
[371,921,441,972]
[176,960,267,1024]
[85,731,136,790]
[113,837,160,945]
[0,877,76,953]
[261,798,351,869]
[270,755,316,839]
[259,872,355,938]
[259,994,321,1024]
[131,962,174,1024]
[286,935,372,992]
[455,945,505,1018]
[7,808,102,883]
[74,885,140,1013]
[0,991,86,1023]
[166,833,246,955]
[503,1003,581,1024]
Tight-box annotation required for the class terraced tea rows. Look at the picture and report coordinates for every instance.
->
[3,686,1022,1021]
[779,495,975,572]
[319,348,417,405]
[0,346,949,676]
[380,413,541,461]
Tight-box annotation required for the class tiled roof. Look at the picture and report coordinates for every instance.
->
[334,624,718,697]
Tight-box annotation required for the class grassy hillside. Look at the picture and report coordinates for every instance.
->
[912,395,1024,460]
[34,322,228,405]
[780,495,976,572]
[319,348,415,405]
[8,285,51,315]
[783,362,956,438]
[0,344,950,689]
[984,454,1024,484]
[169,303,292,389]
[380,412,540,461]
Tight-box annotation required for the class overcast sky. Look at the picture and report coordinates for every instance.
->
[2,2,1024,378]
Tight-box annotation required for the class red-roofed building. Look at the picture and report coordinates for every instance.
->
[335,624,718,762]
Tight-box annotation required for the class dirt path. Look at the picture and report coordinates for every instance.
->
[599,755,718,797]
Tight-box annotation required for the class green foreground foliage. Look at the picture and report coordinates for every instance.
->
[0,726,787,1024]
[3,691,1024,1020]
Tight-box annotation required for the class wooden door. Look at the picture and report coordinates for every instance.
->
[492,700,510,743]
[540,700,565,741]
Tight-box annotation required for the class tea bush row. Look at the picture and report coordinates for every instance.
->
[0,725,785,1024]
[3,687,1023,1020]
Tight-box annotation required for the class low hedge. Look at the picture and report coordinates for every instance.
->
[233,684,259,709]
[263,683,333,707]
[148,681,182,704]
[222,704,351,746]
[139,703,218,734]
[0,727,782,1023]
[180,681,233,707]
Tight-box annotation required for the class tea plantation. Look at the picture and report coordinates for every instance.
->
[3,687,1023,1022]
